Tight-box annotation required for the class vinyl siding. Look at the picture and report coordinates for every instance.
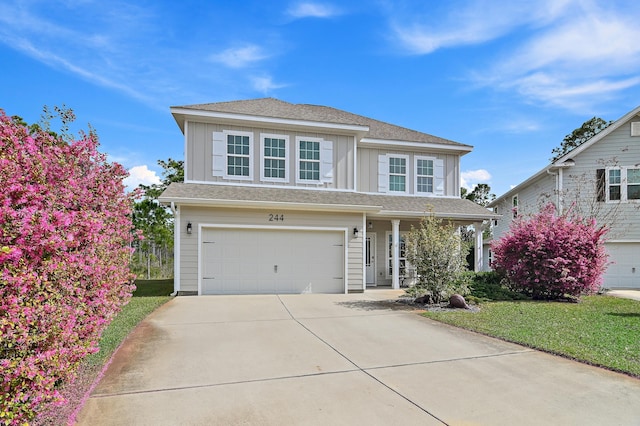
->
[185,121,354,190]
[177,206,363,292]
[562,121,640,240]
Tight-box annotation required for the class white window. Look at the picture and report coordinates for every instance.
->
[379,154,444,195]
[415,156,434,193]
[386,155,409,193]
[212,131,253,180]
[260,134,289,182]
[512,195,518,218]
[607,167,640,202]
[295,137,334,184]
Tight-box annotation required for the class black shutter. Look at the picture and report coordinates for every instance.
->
[596,169,605,202]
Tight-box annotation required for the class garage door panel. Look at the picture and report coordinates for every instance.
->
[201,228,344,295]
[603,243,639,289]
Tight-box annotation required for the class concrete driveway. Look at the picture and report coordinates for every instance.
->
[76,291,640,425]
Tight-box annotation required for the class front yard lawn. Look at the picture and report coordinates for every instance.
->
[423,295,640,377]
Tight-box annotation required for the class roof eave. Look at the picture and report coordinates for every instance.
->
[158,196,381,213]
[359,137,473,154]
[170,107,370,135]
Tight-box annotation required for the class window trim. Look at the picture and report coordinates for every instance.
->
[387,154,409,194]
[295,136,323,184]
[414,155,435,194]
[605,166,640,203]
[260,133,289,183]
[512,194,519,218]
[223,130,253,181]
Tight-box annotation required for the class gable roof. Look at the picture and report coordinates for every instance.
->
[171,98,471,150]
[488,104,640,207]
[160,182,497,222]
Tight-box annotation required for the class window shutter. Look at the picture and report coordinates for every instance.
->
[596,169,605,202]
[320,140,334,183]
[434,158,444,195]
[378,154,388,192]
[212,132,225,177]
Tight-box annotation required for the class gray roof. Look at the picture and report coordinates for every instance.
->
[160,183,496,222]
[173,98,470,148]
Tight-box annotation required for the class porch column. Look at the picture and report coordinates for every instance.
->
[392,219,400,289]
[474,221,484,272]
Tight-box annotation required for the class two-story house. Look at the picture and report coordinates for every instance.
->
[487,105,640,289]
[159,98,496,295]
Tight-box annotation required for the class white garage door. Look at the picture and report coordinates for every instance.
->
[603,243,639,289]
[201,228,345,294]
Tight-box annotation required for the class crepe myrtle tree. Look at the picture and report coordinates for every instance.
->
[0,109,136,424]
[491,203,608,300]
[405,212,471,303]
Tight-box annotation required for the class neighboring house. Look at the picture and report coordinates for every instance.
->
[486,105,640,289]
[159,98,496,295]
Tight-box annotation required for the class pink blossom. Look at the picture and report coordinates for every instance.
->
[0,111,137,423]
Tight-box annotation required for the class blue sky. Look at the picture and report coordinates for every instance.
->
[2,0,640,196]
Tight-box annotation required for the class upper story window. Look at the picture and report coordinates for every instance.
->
[388,156,408,192]
[212,131,254,180]
[295,137,333,185]
[378,154,444,195]
[512,195,518,218]
[261,134,289,182]
[415,156,434,193]
[227,134,251,177]
[298,140,320,181]
[602,167,640,202]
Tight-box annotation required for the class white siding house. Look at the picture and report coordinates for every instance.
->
[487,105,640,289]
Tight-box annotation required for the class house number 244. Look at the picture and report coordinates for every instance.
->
[268,214,284,222]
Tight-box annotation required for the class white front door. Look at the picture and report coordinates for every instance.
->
[366,234,376,286]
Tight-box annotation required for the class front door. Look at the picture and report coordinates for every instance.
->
[366,234,376,286]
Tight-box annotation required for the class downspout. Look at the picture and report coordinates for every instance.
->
[170,201,179,297]
[546,168,560,212]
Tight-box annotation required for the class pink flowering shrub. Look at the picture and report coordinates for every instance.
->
[491,203,608,300]
[0,111,136,424]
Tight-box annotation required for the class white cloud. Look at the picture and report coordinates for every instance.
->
[473,2,640,111]
[391,0,572,54]
[123,165,161,191]
[287,2,340,19]
[461,169,492,191]
[251,75,288,94]
[210,44,270,69]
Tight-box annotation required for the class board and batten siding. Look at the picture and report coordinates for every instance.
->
[357,147,459,196]
[177,206,364,293]
[185,121,355,190]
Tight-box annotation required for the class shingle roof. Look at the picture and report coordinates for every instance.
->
[174,98,470,147]
[160,183,496,222]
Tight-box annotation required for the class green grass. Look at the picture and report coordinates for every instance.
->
[85,279,174,366]
[423,295,640,377]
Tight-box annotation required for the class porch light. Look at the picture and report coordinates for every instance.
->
[368,221,373,229]
[186,222,192,235]
[353,227,359,237]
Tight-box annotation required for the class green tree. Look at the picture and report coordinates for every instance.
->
[131,158,184,279]
[463,183,495,207]
[550,117,612,162]
[405,212,471,303]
